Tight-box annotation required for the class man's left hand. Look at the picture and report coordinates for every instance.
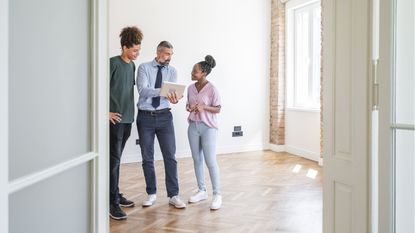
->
[166,92,182,104]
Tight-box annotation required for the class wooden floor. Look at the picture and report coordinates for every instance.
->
[110,150,322,233]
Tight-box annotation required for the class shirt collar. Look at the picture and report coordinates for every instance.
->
[152,58,168,68]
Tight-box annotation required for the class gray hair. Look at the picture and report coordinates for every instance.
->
[157,41,173,51]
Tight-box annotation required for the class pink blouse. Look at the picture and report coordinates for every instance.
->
[187,82,221,129]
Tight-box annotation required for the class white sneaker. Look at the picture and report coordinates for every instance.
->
[210,195,222,210]
[188,190,208,203]
[169,195,186,209]
[142,194,157,207]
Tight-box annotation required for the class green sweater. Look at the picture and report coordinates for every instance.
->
[109,56,135,123]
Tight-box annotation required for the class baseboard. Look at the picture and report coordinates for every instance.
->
[268,144,286,152]
[285,145,319,162]
[318,157,323,166]
[122,144,322,165]
[121,143,267,164]
[120,153,141,164]
[216,143,268,155]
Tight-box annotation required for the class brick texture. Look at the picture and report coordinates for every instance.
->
[270,0,286,145]
[320,1,324,158]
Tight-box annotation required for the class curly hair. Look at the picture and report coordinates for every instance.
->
[119,26,143,48]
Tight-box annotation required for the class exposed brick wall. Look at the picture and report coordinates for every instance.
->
[270,0,286,145]
[320,1,324,158]
[270,0,324,158]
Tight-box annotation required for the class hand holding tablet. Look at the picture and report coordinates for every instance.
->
[159,81,186,98]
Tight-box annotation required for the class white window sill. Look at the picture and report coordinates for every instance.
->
[286,107,321,113]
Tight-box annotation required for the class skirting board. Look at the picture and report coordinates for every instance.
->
[121,143,267,164]
[318,157,323,166]
[268,144,286,152]
[285,145,320,162]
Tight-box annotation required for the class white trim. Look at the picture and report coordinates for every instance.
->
[121,144,268,164]
[269,144,286,152]
[121,153,142,164]
[286,0,319,9]
[285,145,319,162]
[371,1,380,232]
[8,153,97,194]
[92,0,109,231]
[91,0,98,231]
[286,107,321,113]
[285,0,322,110]
[378,0,395,231]
[318,157,323,166]
[91,0,99,231]
[0,0,9,232]
[390,123,415,130]
[217,144,268,155]
[372,110,379,233]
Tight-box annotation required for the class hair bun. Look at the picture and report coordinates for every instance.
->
[204,55,216,68]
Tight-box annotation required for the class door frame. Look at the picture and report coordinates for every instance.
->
[378,0,394,232]
[0,0,9,232]
[0,0,109,232]
[91,0,109,231]
[378,0,415,232]
[375,0,395,229]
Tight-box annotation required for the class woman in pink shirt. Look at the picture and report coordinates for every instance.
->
[186,55,222,210]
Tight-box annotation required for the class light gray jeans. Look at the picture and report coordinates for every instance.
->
[188,121,220,195]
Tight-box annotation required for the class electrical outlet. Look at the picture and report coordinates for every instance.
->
[136,139,140,145]
[232,131,243,137]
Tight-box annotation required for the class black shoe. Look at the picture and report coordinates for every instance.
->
[119,193,135,207]
[109,204,127,220]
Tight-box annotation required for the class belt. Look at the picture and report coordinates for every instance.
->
[139,108,171,116]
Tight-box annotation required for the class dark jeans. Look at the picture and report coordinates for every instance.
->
[136,110,179,197]
[109,123,131,205]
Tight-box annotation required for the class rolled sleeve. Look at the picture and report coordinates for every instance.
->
[136,64,160,98]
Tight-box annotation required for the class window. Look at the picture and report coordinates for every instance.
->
[286,0,321,110]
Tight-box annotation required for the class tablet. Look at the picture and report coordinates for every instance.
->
[159,81,186,97]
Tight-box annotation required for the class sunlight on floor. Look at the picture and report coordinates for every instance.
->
[306,169,318,179]
[292,164,302,173]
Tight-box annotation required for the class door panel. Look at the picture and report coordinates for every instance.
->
[395,130,415,233]
[2,0,109,232]
[9,163,91,233]
[334,0,352,160]
[4,0,104,233]
[393,0,414,232]
[395,0,414,125]
[322,0,370,232]
[9,0,91,180]
[334,182,352,233]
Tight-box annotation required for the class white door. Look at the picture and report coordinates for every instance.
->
[378,0,415,232]
[322,0,370,232]
[0,0,109,233]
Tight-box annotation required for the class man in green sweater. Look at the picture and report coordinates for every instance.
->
[109,26,143,220]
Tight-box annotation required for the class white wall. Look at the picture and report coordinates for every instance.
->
[285,109,320,161]
[109,0,271,163]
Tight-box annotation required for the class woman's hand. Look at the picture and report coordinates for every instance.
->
[195,103,205,112]
[109,112,122,124]
[187,104,198,112]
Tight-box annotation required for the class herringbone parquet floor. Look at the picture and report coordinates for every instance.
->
[110,150,322,233]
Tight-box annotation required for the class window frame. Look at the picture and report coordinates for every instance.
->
[286,0,321,111]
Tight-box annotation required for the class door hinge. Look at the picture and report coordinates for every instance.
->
[372,60,379,110]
